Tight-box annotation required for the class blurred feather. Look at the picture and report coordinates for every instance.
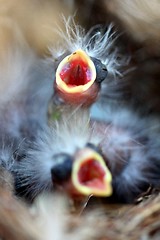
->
[106,0,160,52]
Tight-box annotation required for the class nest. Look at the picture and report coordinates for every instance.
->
[0,186,160,240]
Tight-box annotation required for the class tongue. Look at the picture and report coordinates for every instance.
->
[60,59,91,87]
[83,178,105,189]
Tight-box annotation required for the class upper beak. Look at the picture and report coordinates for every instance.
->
[71,148,112,197]
[55,49,99,106]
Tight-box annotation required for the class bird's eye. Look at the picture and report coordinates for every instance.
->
[51,153,73,183]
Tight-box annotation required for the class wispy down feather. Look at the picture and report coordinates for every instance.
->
[49,16,126,78]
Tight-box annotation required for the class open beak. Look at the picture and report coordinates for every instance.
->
[55,49,99,106]
[71,148,112,197]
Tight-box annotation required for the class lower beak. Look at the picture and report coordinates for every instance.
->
[71,148,112,197]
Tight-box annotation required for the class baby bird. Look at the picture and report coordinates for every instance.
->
[1,18,160,205]
[12,48,112,201]
[11,19,120,201]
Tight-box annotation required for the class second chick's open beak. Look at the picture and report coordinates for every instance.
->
[55,49,100,106]
[72,148,112,197]
[56,148,113,199]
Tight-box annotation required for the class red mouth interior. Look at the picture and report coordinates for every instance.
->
[59,57,92,87]
[78,159,106,189]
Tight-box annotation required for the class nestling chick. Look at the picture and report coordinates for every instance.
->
[12,50,112,200]
[49,19,160,203]
[1,18,159,205]
[12,20,120,201]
